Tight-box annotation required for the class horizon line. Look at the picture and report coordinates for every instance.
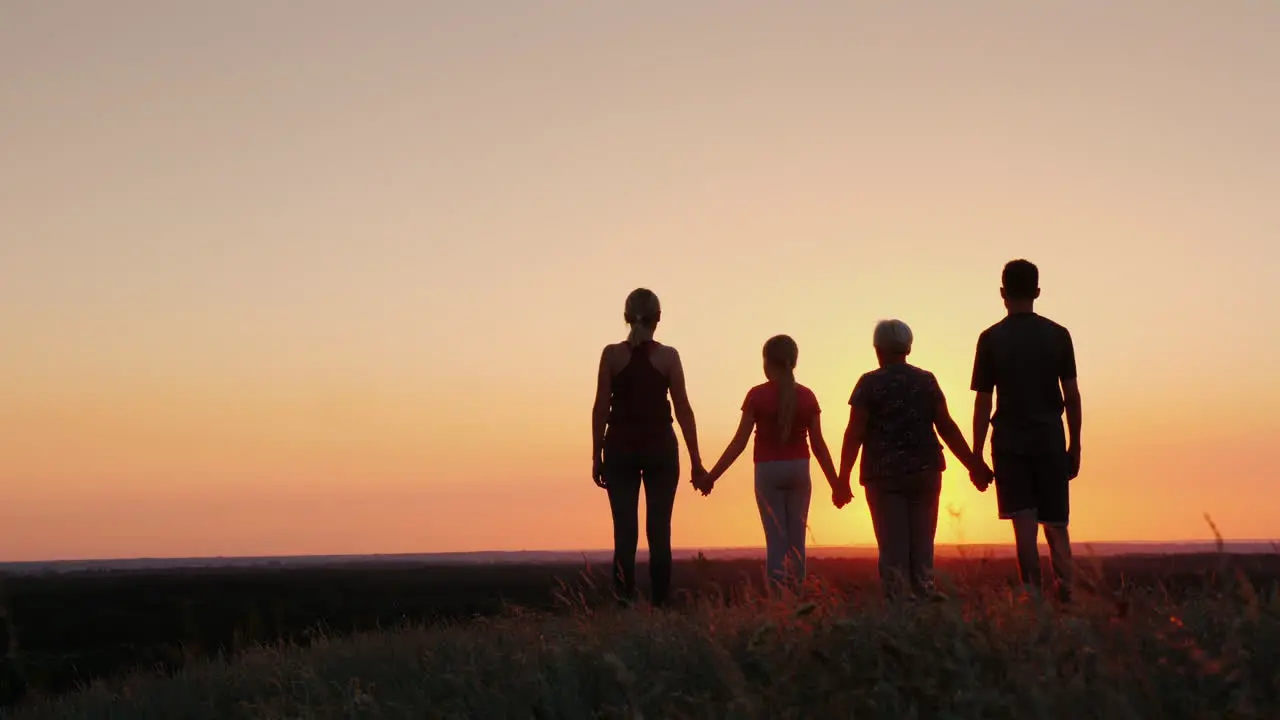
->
[4,538,1277,567]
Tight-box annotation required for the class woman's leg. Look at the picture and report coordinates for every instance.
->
[754,463,789,587]
[864,486,911,598]
[641,446,680,607]
[784,461,813,587]
[907,483,941,595]
[604,449,642,601]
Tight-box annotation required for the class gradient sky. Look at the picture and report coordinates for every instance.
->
[3,1,1278,561]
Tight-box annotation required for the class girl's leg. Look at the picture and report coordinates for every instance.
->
[784,462,813,587]
[754,463,788,587]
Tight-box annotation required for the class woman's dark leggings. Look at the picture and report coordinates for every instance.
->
[604,444,680,606]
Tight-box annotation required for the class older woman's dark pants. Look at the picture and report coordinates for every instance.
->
[864,472,942,598]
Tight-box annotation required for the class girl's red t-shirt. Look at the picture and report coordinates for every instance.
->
[742,381,821,463]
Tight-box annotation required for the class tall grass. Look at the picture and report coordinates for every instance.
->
[7,564,1278,720]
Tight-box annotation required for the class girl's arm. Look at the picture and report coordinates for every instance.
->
[808,413,839,490]
[706,409,754,483]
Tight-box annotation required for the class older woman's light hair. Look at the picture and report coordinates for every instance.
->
[873,319,913,355]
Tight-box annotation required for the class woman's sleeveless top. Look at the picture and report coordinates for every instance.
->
[604,341,675,452]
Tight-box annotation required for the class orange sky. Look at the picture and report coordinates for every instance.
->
[3,2,1279,561]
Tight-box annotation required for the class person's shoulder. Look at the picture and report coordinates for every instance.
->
[908,364,940,382]
[645,341,682,369]
[796,383,819,399]
[743,382,771,404]
[853,367,885,389]
[858,367,886,382]
[1037,314,1072,335]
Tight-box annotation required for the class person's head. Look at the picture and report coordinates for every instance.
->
[1000,259,1041,311]
[762,335,800,442]
[872,319,913,367]
[623,288,661,344]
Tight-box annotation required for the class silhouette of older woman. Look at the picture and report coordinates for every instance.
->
[835,320,992,598]
[591,288,706,606]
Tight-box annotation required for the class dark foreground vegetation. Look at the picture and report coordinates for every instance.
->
[2,551,1278,718]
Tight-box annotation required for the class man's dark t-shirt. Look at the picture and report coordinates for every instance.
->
[970,312,1077,456]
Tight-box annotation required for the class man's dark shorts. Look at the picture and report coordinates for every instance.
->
[992,451,1070,526]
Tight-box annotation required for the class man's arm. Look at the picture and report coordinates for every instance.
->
[969,332,995,459]
[1061,329,1082,478]
[972,393,993,459]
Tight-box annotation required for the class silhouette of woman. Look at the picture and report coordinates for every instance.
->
[837,319,992,599]
[592,288,706,606]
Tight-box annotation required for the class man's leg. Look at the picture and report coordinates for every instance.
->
[1037,451,1074,601]
[604,451,642,602]
[1044,524,1074,600]
[642,449,680,608]
[1010,509,1043,591]
[865,486,911,599]
[994,452,1043,591]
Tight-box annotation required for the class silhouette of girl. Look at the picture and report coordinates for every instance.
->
[701,335,840,589]
[591,288,705,606]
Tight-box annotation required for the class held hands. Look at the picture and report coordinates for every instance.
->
[691,463,715,496]
[831,476,854,509]
[969,460,994,492]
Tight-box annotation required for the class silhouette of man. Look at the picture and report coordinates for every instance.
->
[970,259,1081,601]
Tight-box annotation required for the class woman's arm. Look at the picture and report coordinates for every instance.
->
[808,414,839,490]
[935,392,985,474]
[666,348,703,471]
[706,409,754,482]
[591,346,613,487]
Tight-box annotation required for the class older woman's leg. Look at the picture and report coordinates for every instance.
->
[907,482,942,596]
[865,486,910,598]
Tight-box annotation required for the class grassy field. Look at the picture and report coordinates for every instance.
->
[2,551,1278,718]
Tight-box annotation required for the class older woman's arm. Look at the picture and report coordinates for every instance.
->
[936,392,987,476]
[837,405,866,486]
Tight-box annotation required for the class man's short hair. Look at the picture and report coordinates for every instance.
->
[1002,259,1039,300]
